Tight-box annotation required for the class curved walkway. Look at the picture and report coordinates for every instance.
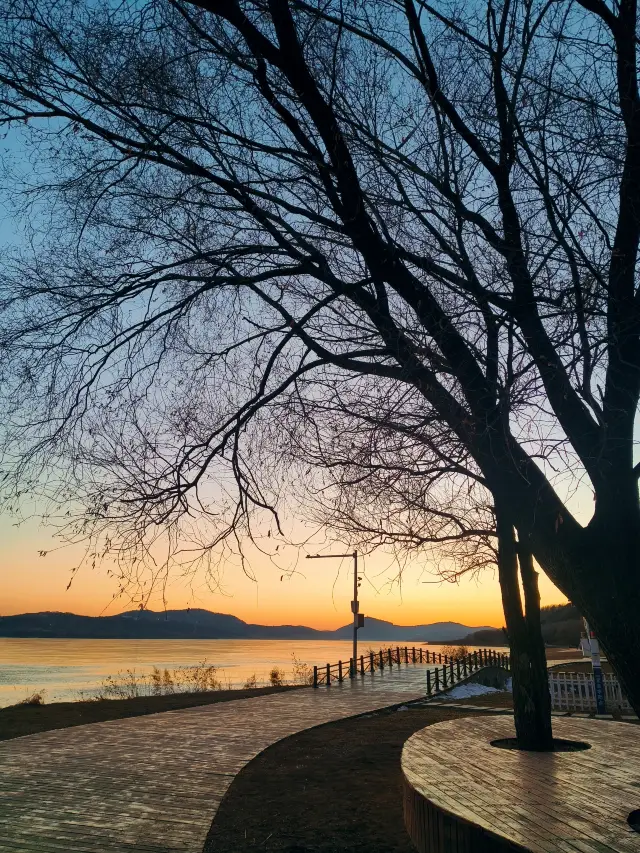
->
[0,666,429,853]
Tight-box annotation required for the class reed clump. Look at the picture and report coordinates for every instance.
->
[290,653,314,685]
[268,667,286,687]
[96,660,221,699]
[93,652,314,699]
[440,644,470,661]
[16,692,46,706]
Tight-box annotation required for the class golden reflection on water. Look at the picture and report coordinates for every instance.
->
[0,638,455,705]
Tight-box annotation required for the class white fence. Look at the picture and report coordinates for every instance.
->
[548,671,633,713]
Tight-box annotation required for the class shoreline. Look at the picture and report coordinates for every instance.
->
[0,684,304,742]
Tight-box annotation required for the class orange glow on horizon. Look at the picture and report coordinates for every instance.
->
[1,519,569,630]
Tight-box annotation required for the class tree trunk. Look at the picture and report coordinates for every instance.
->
[560,517,640,717]
[518,544,553,743]
[496,504,554,751]
[520,486,640,717]
[485,442,640,719]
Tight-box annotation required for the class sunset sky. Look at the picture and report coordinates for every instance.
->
[2,511,569,629]
[0,94,577,633]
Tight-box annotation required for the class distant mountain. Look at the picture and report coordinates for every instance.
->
[0,609,496,642]
[331,617,495,643]
[0,610,326,640]
[455,603,581,647]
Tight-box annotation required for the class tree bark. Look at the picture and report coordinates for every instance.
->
[554,505,640,717]
[518,543,553,743]
[485,440,640,718]
[496,504,554,751]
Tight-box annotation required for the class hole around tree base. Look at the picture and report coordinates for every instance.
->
[490,737,591,753]
[627,810,640,832]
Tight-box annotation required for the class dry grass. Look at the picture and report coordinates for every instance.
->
[545,648,584,662]
[16,692,46,706]
[548,659,613,674]
[94,660,223,699]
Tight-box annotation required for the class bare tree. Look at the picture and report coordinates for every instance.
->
[0,0,639,716]
[273,381,553,748]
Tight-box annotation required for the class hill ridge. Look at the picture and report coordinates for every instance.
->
[0,608,495,642]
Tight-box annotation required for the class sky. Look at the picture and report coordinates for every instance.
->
[1,511,569,628]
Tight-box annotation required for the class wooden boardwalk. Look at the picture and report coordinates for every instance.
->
[403,716,640,853]
[0,665,429,852]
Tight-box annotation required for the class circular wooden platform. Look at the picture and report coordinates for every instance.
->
[402,716,640,853]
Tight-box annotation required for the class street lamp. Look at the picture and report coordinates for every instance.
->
[306,550,364,675]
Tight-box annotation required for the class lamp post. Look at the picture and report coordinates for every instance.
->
[306,550,363,675]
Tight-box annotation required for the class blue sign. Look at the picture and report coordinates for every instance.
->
[593,667,606,714]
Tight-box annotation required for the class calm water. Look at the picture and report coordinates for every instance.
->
[0,638,457,706]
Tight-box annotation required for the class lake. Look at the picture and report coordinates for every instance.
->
[0,637,460,706]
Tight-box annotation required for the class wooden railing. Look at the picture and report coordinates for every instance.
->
[549,671,633,714]
[312,646,509,689]
[425,649,510,698]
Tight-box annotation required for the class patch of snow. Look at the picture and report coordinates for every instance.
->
[444,682,505,699]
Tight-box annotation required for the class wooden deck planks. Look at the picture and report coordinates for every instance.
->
[402,716,640,853]
[0,665,429,852]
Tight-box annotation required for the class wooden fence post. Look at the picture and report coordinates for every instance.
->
[388,648,393,667]
[338,660,343,682]
[412,647,416,663]
[349,657,354,679]
[450,660,454,682]
[438,653,442,664]
[405,646,409,664]
[419,648,423,663]
[427,669,432,695]
[326,662,331,686]
[360,654,365,676]
[380,650,384,670]
[396,646,401,665]
[434,668,440,692]
[370,651,374,672]
[463,657,467,677]
[457,659,461,680]
[442,665,448,688]
[313,666,318,688]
